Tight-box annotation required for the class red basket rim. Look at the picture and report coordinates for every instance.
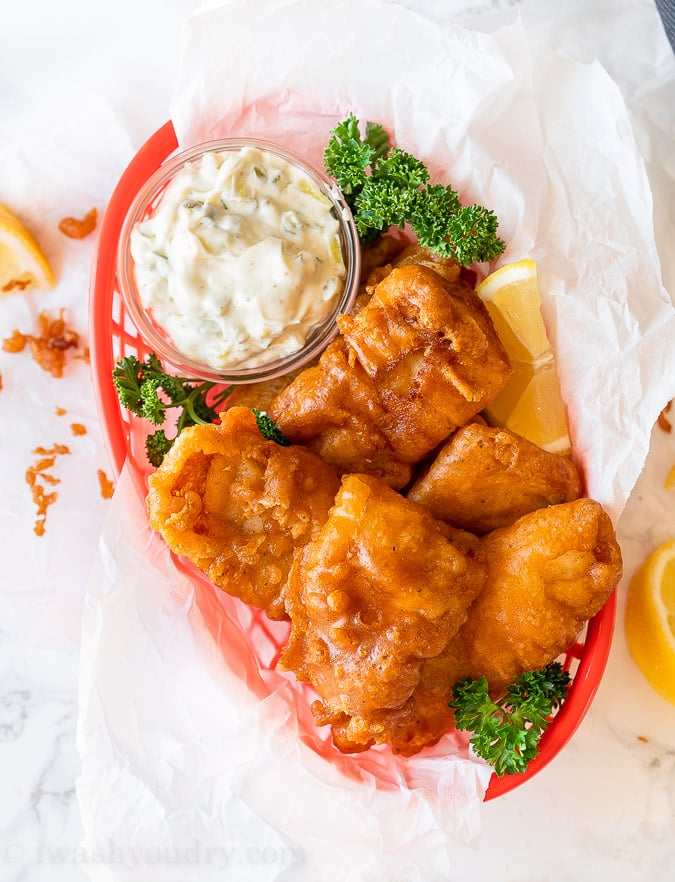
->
[89,120,616,801]
[90,120,179,478]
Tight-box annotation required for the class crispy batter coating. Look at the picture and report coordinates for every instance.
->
[279,473,487,752]
[407,421,583,534]
[387,497,622,755]
[359,242,462,298]
[270,263,511,485]
[269,337,413,488]
[392,243,463,284]
[465,497,622,689]
[146,406,340,620]
[385,645,463,757]
[338,265,512,461]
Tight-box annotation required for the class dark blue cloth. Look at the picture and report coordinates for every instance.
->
[656,0,675,51]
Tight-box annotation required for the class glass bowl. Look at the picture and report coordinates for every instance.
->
[116,138,361,384]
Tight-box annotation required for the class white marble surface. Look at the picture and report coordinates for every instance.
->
[1,1,674,880]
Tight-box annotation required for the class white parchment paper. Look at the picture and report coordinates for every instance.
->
[0,90,134,649]
[77,463,491,882]
[77,1,675,879]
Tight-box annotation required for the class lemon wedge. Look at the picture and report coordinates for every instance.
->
[476,259,571,453]
[0,203,55,294]
[664,465,675,490]
[625,539,675,705]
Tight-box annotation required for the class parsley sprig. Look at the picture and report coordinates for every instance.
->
[324,113,505,265]
[252,408,291,446]
[450,662,571,776]
[112,353,234,467]
[113,354,292,466]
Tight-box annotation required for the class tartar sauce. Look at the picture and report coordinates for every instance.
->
[130,146,347,370]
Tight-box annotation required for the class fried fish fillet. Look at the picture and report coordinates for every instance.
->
[279,473,487,752]
[268,336,414,487]
[463,496,622,690]
[338,264,512,461]
[386,497,622,755]
[269,264,512,485]
[407,421,583,534]
[360,242,463,295]
[146,406,340,620]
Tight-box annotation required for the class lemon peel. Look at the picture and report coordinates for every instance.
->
[0,203,55,294]
[625,539,675,705]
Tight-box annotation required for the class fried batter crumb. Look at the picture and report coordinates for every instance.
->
[58,207,97,239]
[55,406,67,416]
[2,308,79,377]
[2,328,27,353]
[97,469,115,499]
[657,401,672,433]
[25,443,71,536]
[70,423,87,436]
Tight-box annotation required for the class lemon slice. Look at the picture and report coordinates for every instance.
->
[476,259,571,453]
[0,203,55,295]
[625,539,675,705]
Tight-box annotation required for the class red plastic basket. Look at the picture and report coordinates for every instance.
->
[89,121,617,800]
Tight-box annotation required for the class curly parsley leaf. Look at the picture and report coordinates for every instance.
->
[444,204,505,266]
[363,120,390,164]
[374,148,429,189]
[112,354,146,414]
[354,179,418,237]
[324,114,505,265]
[112,353,234,467]
[252,409,291,446]
[145,429,173,468]
[323,113,374,198]
[449,662,571,776]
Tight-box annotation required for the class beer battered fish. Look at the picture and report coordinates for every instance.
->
[387,497,622,755]
[338,264,512,461]
[361,242,465,293]
[392,242,466,284]
[268,336,413,488]
[461,496,622,690]
[269,263,511,486]
[279,473,487,753]
[146,406,340,620]
[407,421,583,534]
